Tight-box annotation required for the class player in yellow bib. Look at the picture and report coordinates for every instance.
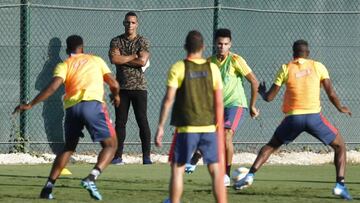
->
[155,30,227,203]
[186,29,260,187]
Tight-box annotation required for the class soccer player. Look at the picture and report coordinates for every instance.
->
[13,35,120,201]
[109,11,152,165]
[234,40,352,200]
[155,30,226,203]
[186,28,259,187]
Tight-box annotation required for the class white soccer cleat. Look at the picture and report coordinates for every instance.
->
[224,174,231,187]
[185,163,197,174]
[333,183,352,200]
[234,173,254,190]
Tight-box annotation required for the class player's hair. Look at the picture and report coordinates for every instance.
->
[66,35,83,55]
[125,11,138,19]
[215,28,232,41]
[293,39,309,58]
[184,30,204,53]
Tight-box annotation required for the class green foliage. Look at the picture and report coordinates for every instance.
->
[8,116,29,153]
[8,134,28,153]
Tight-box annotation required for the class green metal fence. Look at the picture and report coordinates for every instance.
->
[1,0,359,154]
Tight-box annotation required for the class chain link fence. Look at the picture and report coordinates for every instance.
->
[1,0,359,154]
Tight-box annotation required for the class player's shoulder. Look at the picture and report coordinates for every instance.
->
[209,61,219,70]
[56,61,67,68]
[90,55,104,61]
[209,64,221,79]
[230,53,244,60]
[313,60,326,67]
[305,59,327,71]
[171,60,185,69]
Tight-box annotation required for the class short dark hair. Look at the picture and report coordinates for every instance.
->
[66,35,83,54]
[184,30,204,53]
[215,28,231,41]
[125,11,138,19]
[292,39,309,58]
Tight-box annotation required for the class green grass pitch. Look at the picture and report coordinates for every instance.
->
[0,164,359,202]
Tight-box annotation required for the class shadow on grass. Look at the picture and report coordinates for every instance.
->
[0,173,212,186]
[233,190,349,201]
[255,178,359,185]
[0,181,167,192]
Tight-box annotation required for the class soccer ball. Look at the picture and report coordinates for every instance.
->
[231,167,249,182]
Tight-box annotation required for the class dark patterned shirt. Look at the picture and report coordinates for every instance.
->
[110,34,150,90]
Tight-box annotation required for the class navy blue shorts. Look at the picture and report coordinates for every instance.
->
[274,113,338,145]
[224,107,248,132]
[65,101,116,142]
[169,132,218,164]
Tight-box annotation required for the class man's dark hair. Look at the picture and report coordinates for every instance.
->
[215,28,232,41]
[185,30,204,53]
[66,35,83,55]
[125,11,138,19]
[293,39,309,58]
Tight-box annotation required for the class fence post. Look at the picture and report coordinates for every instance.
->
[212,0,221,55]
[20,0,30,152]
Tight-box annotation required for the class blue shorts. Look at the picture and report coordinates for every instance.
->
[65,101,116,142]
[169,132,218,164]
[224,107,248,132]
[274,113,338,145]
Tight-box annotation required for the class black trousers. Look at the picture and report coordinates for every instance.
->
[114,90,151,159]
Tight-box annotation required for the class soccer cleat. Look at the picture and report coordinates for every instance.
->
[233,173,254,190]
[224,174,231,187]
[333,183,352,200]
[81,179,102,200]
[185,163,197,174]
[40,187,54,199]
[111,157,125,165]
[143,157,153,165]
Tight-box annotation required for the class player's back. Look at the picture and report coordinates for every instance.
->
[54,53,110,108]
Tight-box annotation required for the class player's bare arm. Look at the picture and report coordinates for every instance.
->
[245,72,260,118]
[103,73,120,107]
[258,81,281,102]
[322,78,352,116]
[214,88,224,126]
[155,86,176,148]
[13,77,63,114]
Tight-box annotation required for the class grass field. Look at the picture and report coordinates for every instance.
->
[0,164,359,202]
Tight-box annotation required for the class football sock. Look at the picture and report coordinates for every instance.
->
[249,166,256,174]
[44,178,56,188]
[226,165,231,176]
[336,176,345,186]
[87,167,102,181]
[190,151,202,165]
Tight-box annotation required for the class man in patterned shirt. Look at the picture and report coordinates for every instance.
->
[109,11,152,164]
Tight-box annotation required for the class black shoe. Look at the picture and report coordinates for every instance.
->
[40,187,54,199]
[143,157,152,165]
